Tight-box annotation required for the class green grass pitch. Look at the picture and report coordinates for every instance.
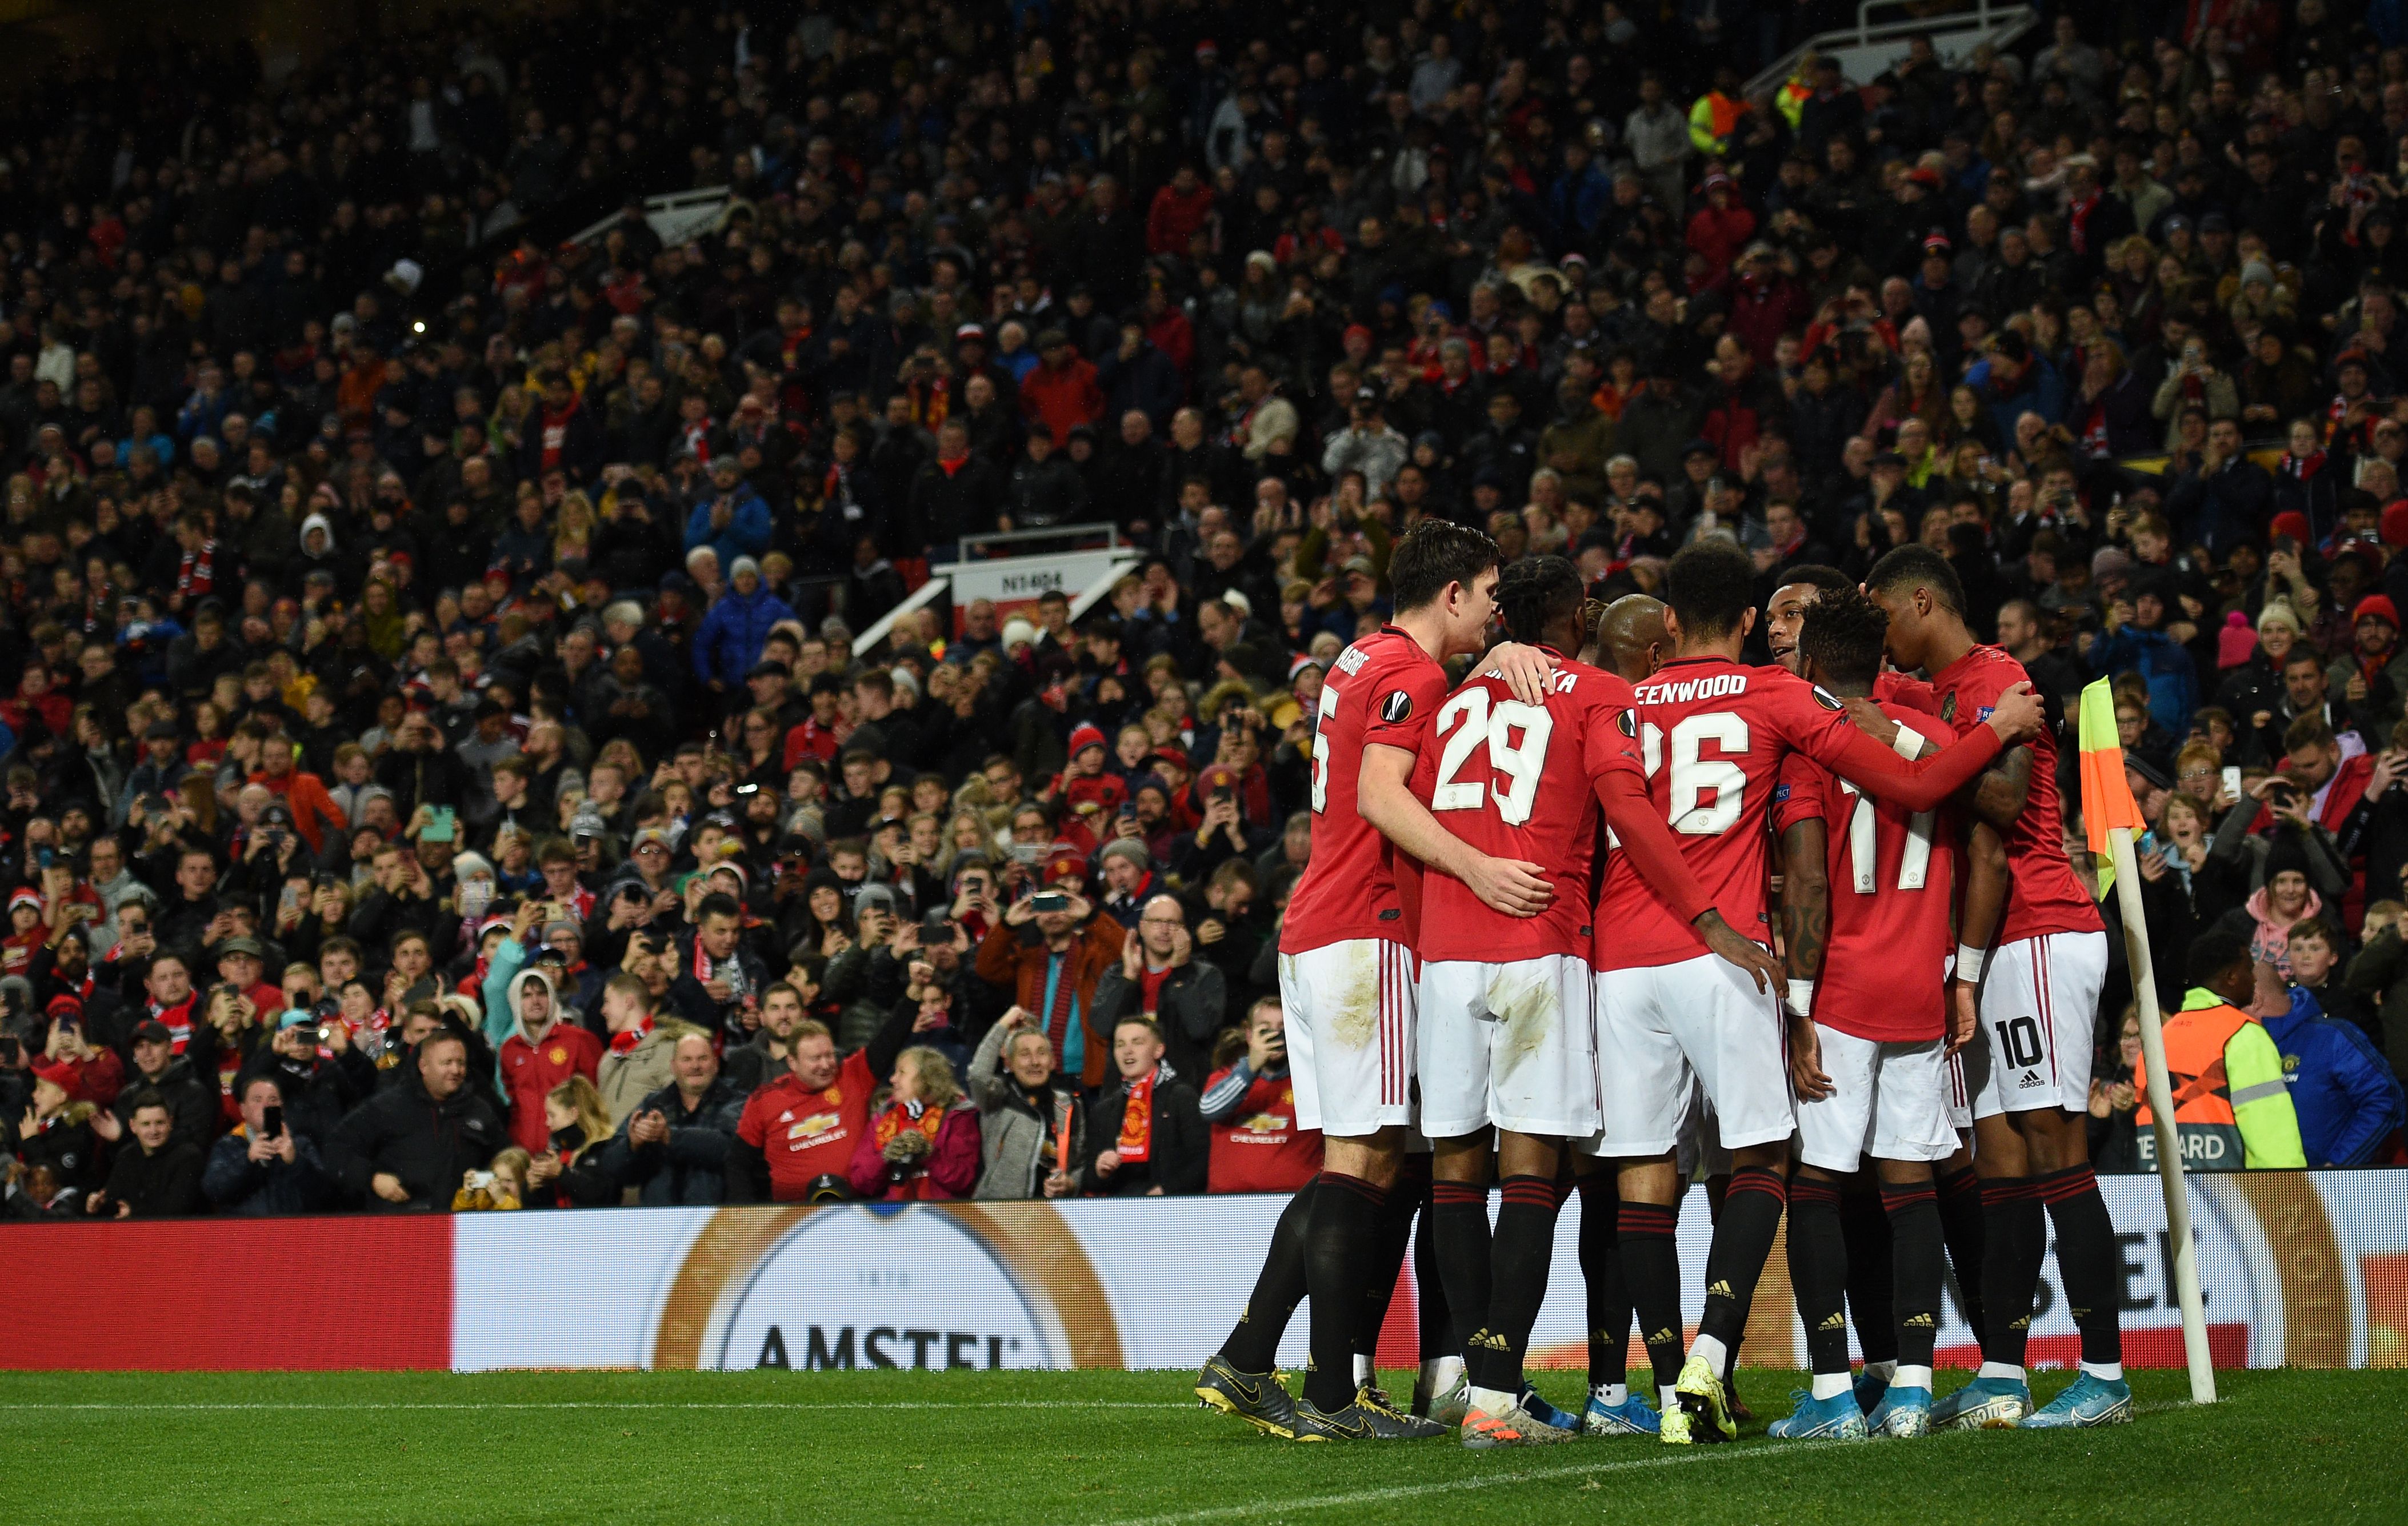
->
[3,1366,2401,1524]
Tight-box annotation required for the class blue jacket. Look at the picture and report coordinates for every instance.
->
[1964,354,2067,443]
[683,484,772,570]
[692,583,798,687]
[2089,623,2199,737]
[2267,989,2407,1167]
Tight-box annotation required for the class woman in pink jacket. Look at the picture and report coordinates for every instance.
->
[849,1046,981,1200]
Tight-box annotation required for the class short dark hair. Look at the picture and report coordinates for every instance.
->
[1865,544,1966,619]
[2186,927,2252,989]
[1493,555,1584,646]
[1387,520,1502,614]
[1798,587,1891,690]
[1663,540,1757,640]
[127,1087,169,1118]
[1771,564,1852,598]
[697,892,742,923]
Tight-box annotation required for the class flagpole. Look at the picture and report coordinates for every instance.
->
[2101,810,2217,1404]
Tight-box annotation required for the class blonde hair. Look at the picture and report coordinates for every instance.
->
[547,1074,613,1144]
[895,1046,963,1110]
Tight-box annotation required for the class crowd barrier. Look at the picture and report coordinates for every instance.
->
[6,1169,2404,1372]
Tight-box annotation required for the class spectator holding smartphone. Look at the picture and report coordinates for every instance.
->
[1198,997,1321,1193]
[973,873,1125,1090]
[202,1075,337,1215]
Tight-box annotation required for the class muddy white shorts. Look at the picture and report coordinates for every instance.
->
[1279,938,1417,1136]
[1593,952,1795,1156]
[1418,954,1598,1138]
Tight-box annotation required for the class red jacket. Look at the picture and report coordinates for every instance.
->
[251,767,349,854]
[1685,203,1757,274]
[499,1022,603,1152]
[1146,183,1214,256]
[1021,357,1104,446]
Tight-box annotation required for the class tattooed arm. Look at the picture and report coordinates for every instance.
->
[1781,816,1833,1101]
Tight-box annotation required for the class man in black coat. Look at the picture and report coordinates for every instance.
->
[237,1012,378,1147]
[112,1019,219,1149]
[1071,1016,1206,1196]
[327,1030,506,1211]
[87,1090,205,1218]
[204,1072,339,1215]
[594,1030,745,1205]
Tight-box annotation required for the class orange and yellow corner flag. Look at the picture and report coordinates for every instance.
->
[2077,677,2146,900]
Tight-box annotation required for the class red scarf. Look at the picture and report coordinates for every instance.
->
[151,995,197,1054]
[1117,1068,1158,1163]
[873,1098,947,1151]
[176,540,220,603]
[609,1014,654,1055]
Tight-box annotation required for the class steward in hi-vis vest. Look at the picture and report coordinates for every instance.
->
[2135,931,2306,1171]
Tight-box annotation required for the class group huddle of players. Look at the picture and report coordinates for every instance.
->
[1194,522,2137,1447]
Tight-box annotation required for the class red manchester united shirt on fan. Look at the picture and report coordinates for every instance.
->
[1279,626,1448,956]
[1414,654,1644,964]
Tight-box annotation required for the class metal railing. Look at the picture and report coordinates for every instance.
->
[1746,0,2037,98]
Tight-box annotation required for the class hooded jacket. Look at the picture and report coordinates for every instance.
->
[491,958,603,1153]
[692,580,798,687]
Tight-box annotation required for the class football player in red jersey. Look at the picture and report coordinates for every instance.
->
[1764,565,1996,1419]
[1865,546,2131,1430]
[1198,520,1557,1443]
[1767,587,1979,1441]
[1414,559,1781,1447]
[1591,542,2043,1445]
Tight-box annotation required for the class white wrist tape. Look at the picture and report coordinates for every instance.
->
[1783,979,1815,1019]
[1955,944,1987,982]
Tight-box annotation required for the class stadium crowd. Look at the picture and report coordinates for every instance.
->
[7,0,2408,1219]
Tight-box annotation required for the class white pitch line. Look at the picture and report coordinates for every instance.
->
[1103,1398,2200,1526]
[0,1399,1185,1413]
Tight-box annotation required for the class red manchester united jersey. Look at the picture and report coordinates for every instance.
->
[1414,653,1645,963]
[1281,626,1449,955]
[1594,656,2001,972]
[1774,699,1957,1042]
[1927,644,2101,945]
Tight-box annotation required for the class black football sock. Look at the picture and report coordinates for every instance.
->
[1218,1175,1317,1372]
[1413,1182,1454,1365]
[1879,1177,1945,1375]
[1577,1176,1630,1393]
[1697,1165,1787,1359]
[1786,1173,1851,1379]
[1619,1198,1685,1395]
[1841,1180,1898,1366]
[1303,1171,1384,1411]
[1935,1167,1987,1361]
[1468,1175,1559,1394]
[1978,1177,2045,1373]
[1430,1176,1492,1360]
[1355,1157,1425,1373]
[2039,1164,2124,1372]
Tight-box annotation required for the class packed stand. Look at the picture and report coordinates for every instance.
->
[11,0,2408,1217]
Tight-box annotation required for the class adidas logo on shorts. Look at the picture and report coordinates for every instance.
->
[2019,1072,2045,1089]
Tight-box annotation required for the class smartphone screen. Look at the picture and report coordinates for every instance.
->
[2221,766,2241,800]
[263,1105,285,1139]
